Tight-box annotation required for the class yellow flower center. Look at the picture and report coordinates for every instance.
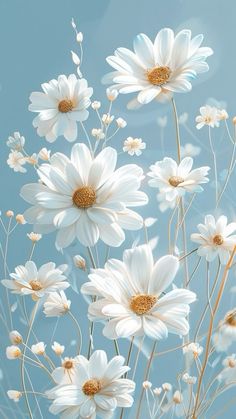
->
[58,99,74,113]
[72,186,96,209]
[213,234,224,246]
[169,176,184,187]
[225,311,236,327]
[82,379,102,396]
[147,66,171,85]
[228,359,236,368]
[29,280,42,291]
[63,360,74,370]
[130,294,157,315]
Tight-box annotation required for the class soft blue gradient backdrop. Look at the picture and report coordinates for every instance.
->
[0,0,236,417]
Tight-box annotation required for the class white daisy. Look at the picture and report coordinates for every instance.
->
[123,137,146,156]
[183,342,203,361]
[103,28,213,107]
[191,215,236,264]
[1,261,69,299]
[7,132,25,151]
[47,350,135,418]
[52,356,81,384]
[20,144,148,249]
[43,291,71,317]
[7,150,27,173]
[51,342,65,357]
[81,245,196,340]
[29,75,93,142]
[195,105,220,129]
[148,157,210,202]
[218,354,236,384]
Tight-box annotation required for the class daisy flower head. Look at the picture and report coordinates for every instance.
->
[191,215,236,264]
[81,244,196,340]
[103,28,213,108]
[7,150,26,173]
[195,105,220,129]
[7,132,25,151]
[148,157,210,203]
[29,75,93,142]
[43,291,71,317]
[1,261,69,300]
[47,350,135,417]
[20,144,148,249]
[52,356,80,384]
[123,137,146,156]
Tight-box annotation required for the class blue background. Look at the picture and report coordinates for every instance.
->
[0,0,236,417]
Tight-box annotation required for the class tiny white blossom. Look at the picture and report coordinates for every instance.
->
[7,132,25,151]
[73,255,86,270]
[162,382,172,392]
[102,113,114,125]
[143,381,152,389]
[6,346,22,359]
[76,32,83,43]
[51,341,65,356]
[43,291,71,317]
[153,387,162,396]
[106,87,118,101]
[7,390,22,402]
[91,100,101,110]
[217,109,229,120]
[91,128,105,140]
[7,151,26,173]
[15,214,26,224]
[9,331,22,345]
[27,232,42,242]
[31,342,46,355]
[38,147,51,161]
[196,105,220,129]
[123,137,146,156]
[116,117,127,128]
[182,373,197,384]
[71,50,80,66]
[183,342,203,359]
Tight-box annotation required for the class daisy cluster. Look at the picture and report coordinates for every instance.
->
[2,19,236,419]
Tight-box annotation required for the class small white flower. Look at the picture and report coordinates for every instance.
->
[180,143,201,159]
[9,331,22,345]
[15,214,26,224]
[153,387,162,396]
[173,390,183,404]
[123,137,146,156]
[73,255,86,270]
[218,354,236,384]
[212,331,233,352]
[91,128,105,140]
[217,109,229,121]
[76,32,83,43]
[196,105,220,129]
[7,390,22,402]
[26,153,38,166]
[106,87,118,101]
[6,210,14,217]
[218,309,236,341]
[7,151,26,173]
[102,113,114,125]
[43,291,71,317]
[82,245,196,340]
[116,117,127,128]
[29,75,93,142]
[148,157,210,202]
[143,381,152,389]
[51,342,65,356]
[162,383,172,392]
[182,373,197,384]
[47,350,135,417]
[31,342,46,355]
[38,147,51,161]
[191,215,236,264]
[2,261,69,299]
[27,232,42,242]
[6,346,22,359]
[7,132,25,151]
[52,357,80,384]
[91,100,101,110]
[183,342,203,359]
[157,116,167,128]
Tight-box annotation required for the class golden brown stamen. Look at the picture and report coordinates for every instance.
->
[29,280,42,291]
[228,359,236,368]
[169,176,184,187]
[130,294,157,315]
[72,186,96,209]
[58,99,74,113]
[225,311,236,327]
[63,360,74,370]
[213,234,224,246]
[147,66,171,85]
[82,379,101,396]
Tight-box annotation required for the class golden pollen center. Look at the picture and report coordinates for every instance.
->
[82,379,101,396]
[58,99,74,113]
[29,280,42,291]
[63,360,74,370]
[147,66,171,85]
[169,176,184,187]
[225,312,236,327]
[72,186,96,209]
[130,294,157,315]
[213,234,224,246]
